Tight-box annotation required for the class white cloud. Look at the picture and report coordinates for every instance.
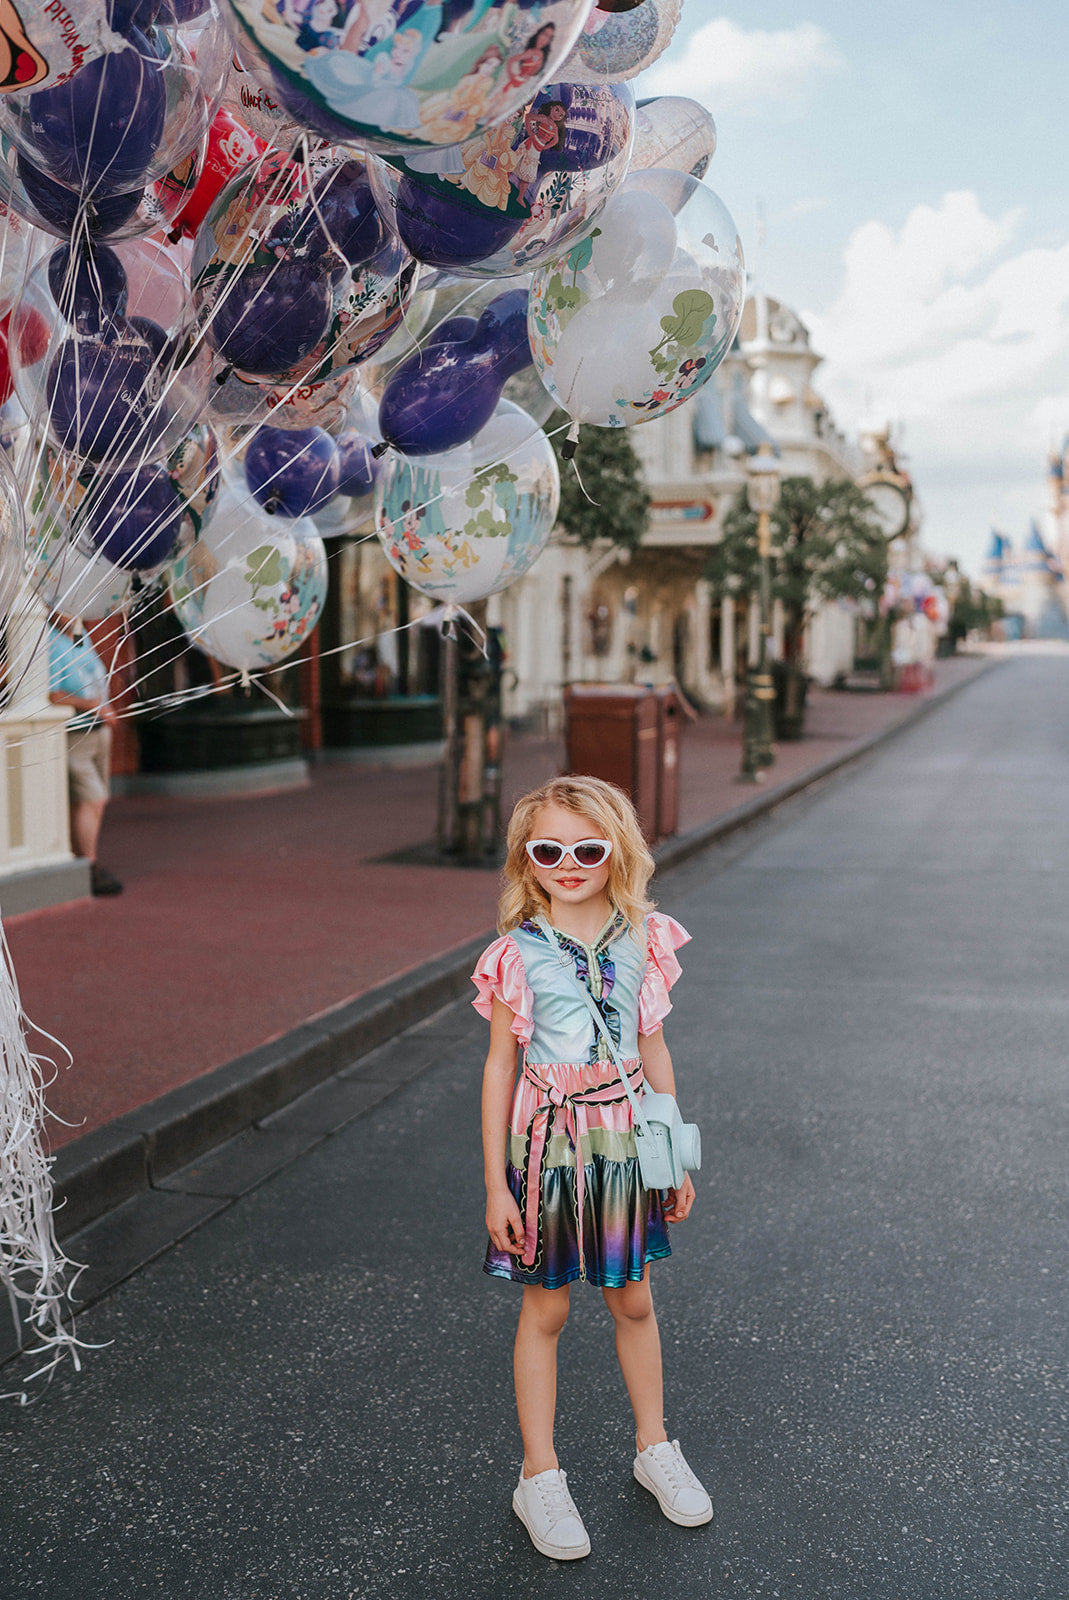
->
[642,18,845,116]
[803,192,1069,570]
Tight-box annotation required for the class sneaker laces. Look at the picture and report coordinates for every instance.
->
[646,1440,698,1491]
[535,1472,577,1523]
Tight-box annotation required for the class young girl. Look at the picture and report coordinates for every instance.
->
[473,775,712,1560]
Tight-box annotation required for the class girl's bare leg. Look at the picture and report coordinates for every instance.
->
[602,1269,669,1452]
[514,1283,570,1476]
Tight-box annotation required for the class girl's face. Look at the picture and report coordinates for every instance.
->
[528,801,612,916]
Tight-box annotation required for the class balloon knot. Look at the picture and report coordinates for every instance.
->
[371,440,390,460]
[561,419,580,462]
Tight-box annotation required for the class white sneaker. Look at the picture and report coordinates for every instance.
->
[633,1439,713,1527]
[512,1467,591,1560]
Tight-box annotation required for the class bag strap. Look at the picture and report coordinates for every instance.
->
[535,916,653,1140]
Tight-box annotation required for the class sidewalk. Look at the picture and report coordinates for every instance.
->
[6,655,989,1157]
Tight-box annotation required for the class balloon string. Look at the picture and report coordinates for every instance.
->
[440,603,487,656]
[568,452,600,508]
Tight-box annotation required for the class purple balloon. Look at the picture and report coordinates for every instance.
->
[288,161,391,269]
[245,425,340,517]
[18,154,143,238]
[82,462,183,569]
[378,290,533,456]
[46,325,168,464]
[127,315,168,359]
[28,29,166,198]
[47,244,128,334]
[425,315,478,347]
[336,431,379,498]
[203,257,336,378]
[390,178,522,270]
[106,0,163,29]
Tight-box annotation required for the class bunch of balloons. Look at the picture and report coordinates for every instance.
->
[0,0,744,689]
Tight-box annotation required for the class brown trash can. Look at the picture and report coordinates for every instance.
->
[564,684,659,840]
[653,686,681,839]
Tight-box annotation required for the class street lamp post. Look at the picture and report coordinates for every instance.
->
[739,441,780,782]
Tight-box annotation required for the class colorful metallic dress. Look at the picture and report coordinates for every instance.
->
[472,911,690,1290]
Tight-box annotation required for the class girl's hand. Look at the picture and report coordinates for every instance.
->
[663,1174,695,1223]
[486,1189,526,1255]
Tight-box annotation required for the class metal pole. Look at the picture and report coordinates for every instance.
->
[739,507,776,780]
[755,506,776,767]
[437,630,458,854]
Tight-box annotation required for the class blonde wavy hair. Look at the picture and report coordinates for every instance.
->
[498,775,655,934]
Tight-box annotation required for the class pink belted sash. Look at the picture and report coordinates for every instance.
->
[519,1053,645,1282]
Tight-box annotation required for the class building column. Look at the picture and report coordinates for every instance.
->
[721,594,736,715]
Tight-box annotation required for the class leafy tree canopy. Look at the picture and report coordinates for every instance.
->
[549,412,650,551]
[705,474,889,616]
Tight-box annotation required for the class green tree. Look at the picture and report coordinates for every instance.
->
[549,413,650,550]
[947,575,1003,643]
[706,474,889,669]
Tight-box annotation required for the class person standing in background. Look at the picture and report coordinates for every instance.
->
[46,613,123,897]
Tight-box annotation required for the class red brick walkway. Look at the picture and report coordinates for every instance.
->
[5,657,987,1147]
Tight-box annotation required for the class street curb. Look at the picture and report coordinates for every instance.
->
[49,658,999,1240]
[50,933,490,1239]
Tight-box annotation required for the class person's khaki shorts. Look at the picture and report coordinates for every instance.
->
[67,725,111,806]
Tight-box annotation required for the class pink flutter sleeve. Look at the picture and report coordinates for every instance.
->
[638,913,692,1036]
[471,934,535,1045]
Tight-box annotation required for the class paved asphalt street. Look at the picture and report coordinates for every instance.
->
[2,655,1066,1599]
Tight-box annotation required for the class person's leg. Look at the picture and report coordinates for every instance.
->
[514,1283,570,1476]
[602,1269,668,1453]
[70,798,105,862]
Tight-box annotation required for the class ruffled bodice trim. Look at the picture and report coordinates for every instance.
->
[637,912,690,1035]
[470,934,535,1045]
[471,912,689,1046]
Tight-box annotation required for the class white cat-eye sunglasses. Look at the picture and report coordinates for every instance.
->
[525,838,613,870]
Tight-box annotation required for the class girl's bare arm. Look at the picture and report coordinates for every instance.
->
[481,997,526,1253]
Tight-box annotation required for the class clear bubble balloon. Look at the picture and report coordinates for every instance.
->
[10,237,211,468]
[245,424,341,517]
[209,363,362,433]
[630,97,716,180]
[167,420,221,544]
[0,18,223,205]
[280,151,423,380]
[168,466,328,670]
[29,537,133,622]
[0,449,25,623]
[528,169,744,428]
[309,385,382,536]
[377,285,535,455]
[369,79,633,278]
[218,45,310,145]
[26,452,133,620]
[0,139,208,245]
[0,6,114,93]
[192,152,344,380]
[559,0,679,83]
[375,398,559,603]
[219,0,596,153]
[0,202,41,316]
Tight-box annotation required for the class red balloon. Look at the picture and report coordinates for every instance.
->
[168,108,267,242]
[0,316,11,404]
[15,305,50,369]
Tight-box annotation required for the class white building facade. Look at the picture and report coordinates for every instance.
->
[490,291,867,726]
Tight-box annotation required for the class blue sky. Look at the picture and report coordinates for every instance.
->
[638,3,1069,573]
